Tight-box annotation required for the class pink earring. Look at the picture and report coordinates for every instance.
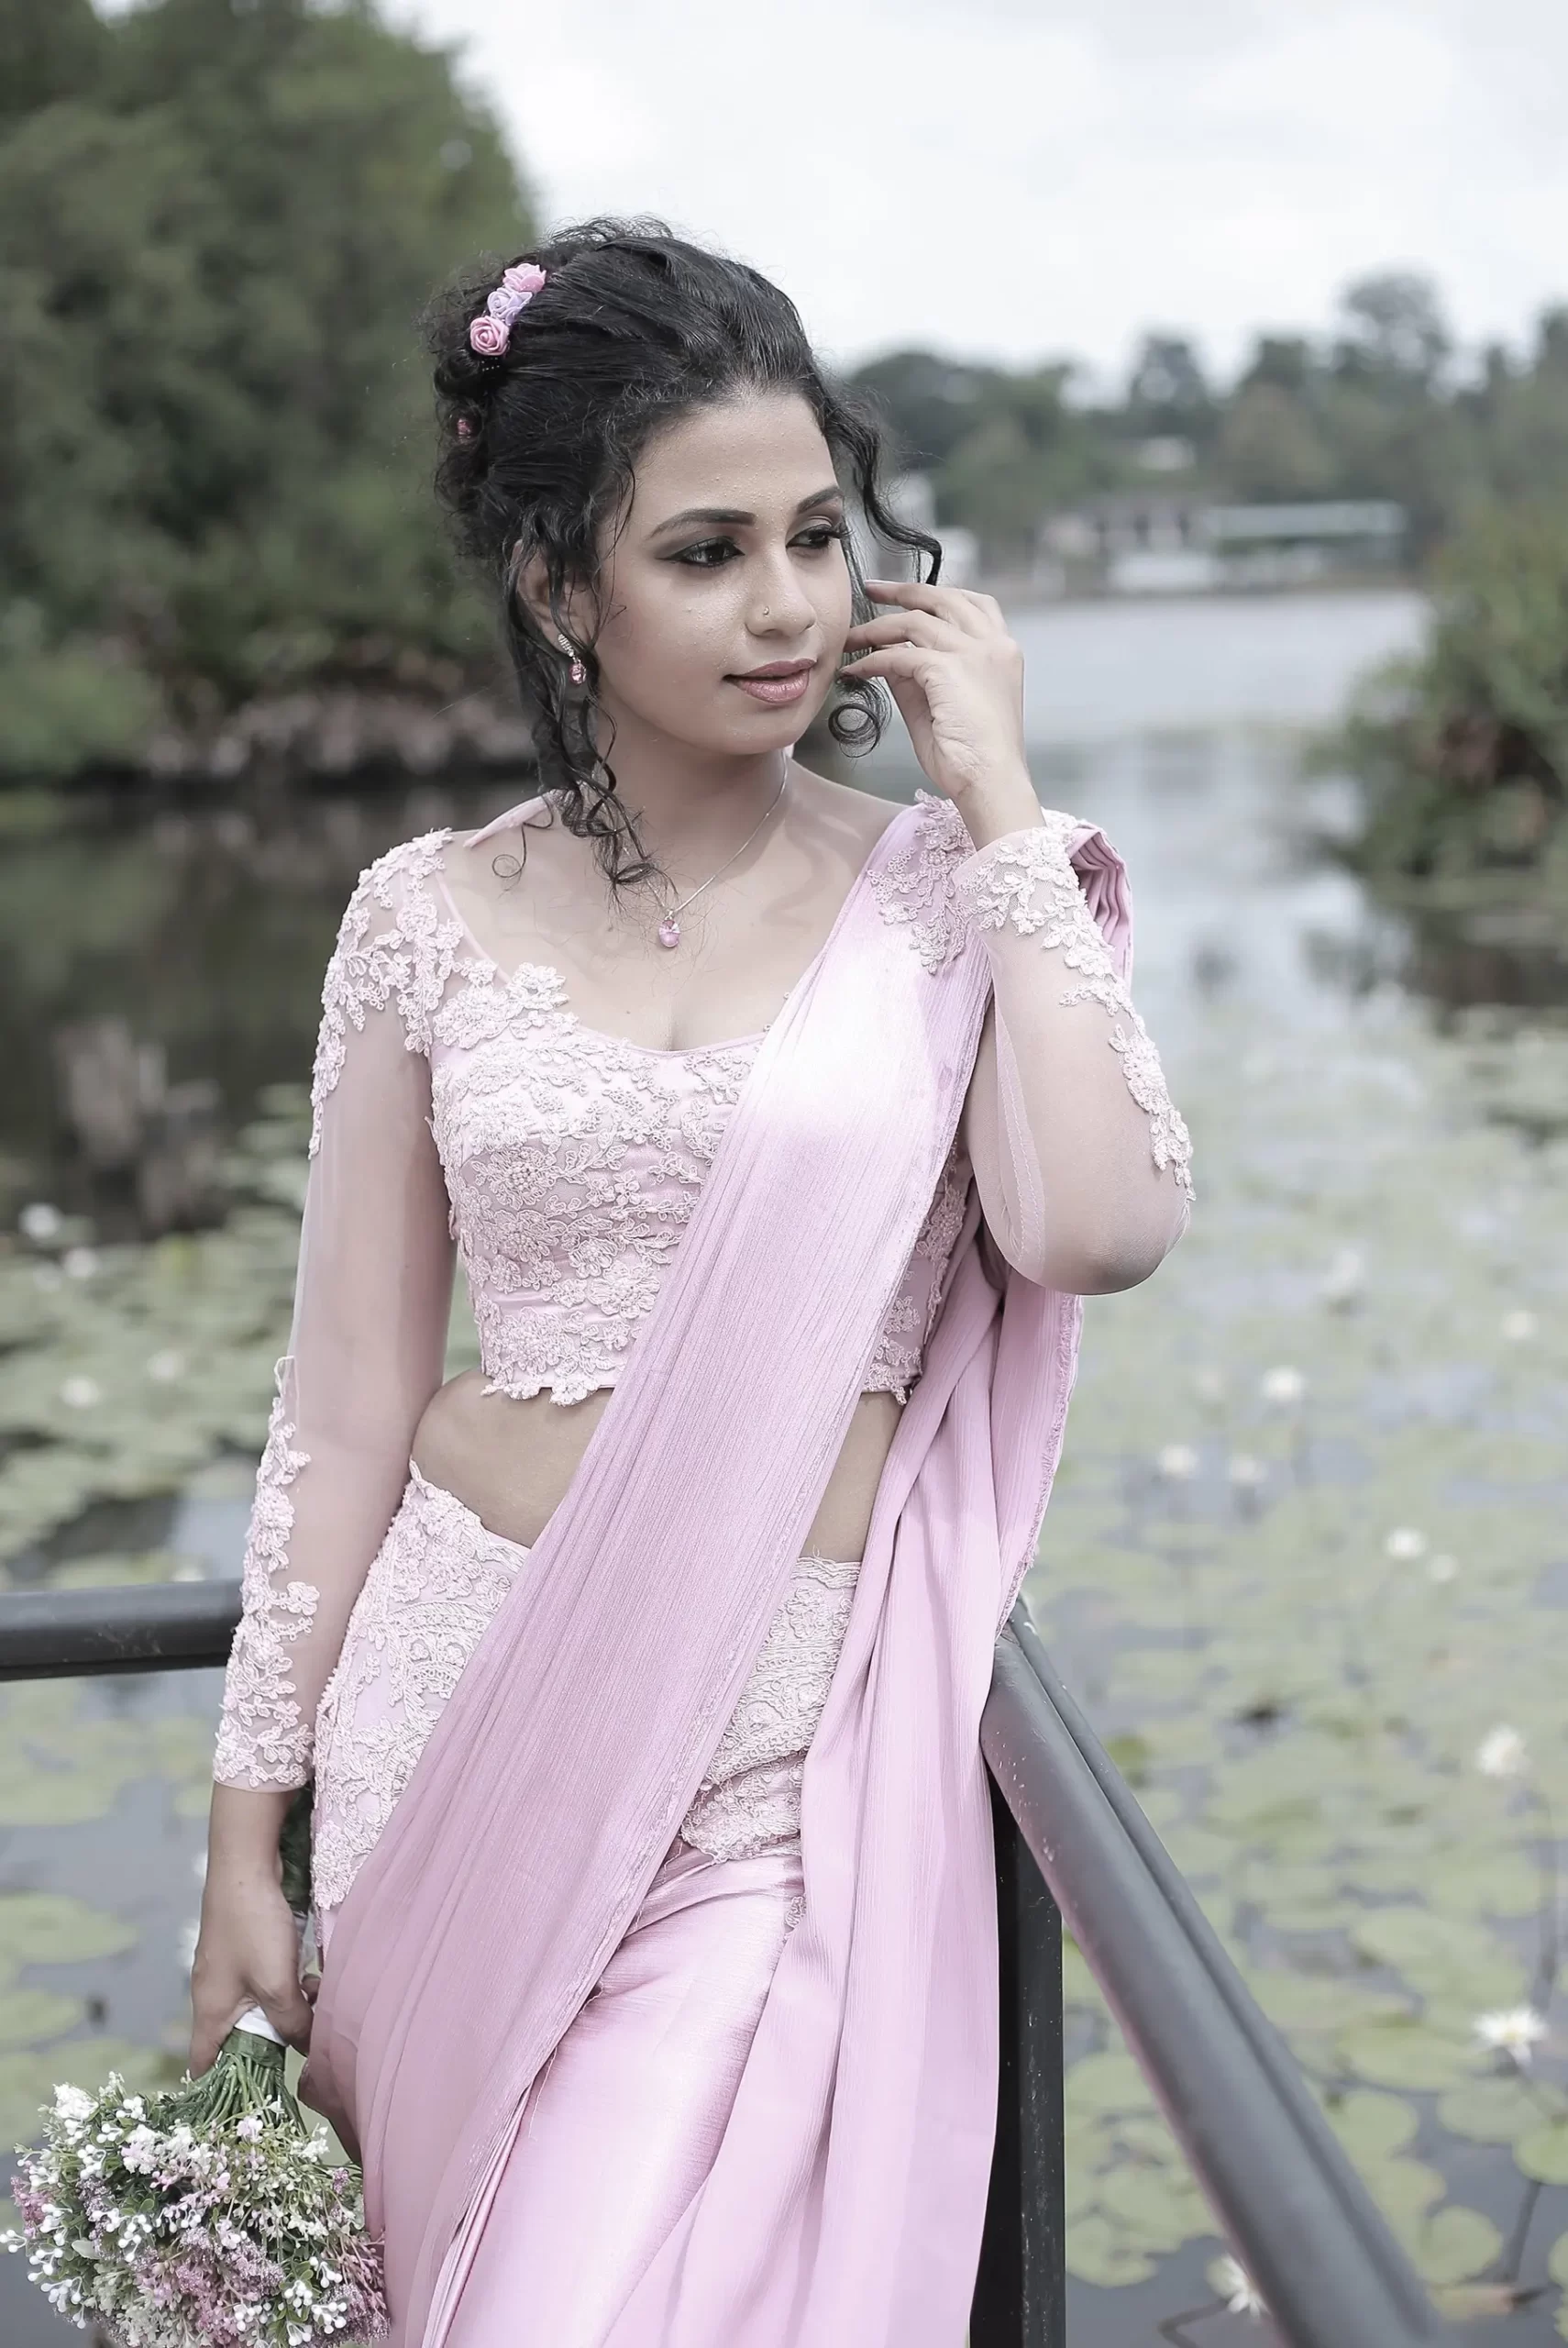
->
[558,632,586,685]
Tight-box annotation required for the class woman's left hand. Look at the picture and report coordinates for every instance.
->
[840,581,1037,840]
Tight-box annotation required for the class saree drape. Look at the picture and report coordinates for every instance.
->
[299,797,1133,2347]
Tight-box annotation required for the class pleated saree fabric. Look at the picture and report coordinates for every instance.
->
[299,795,1133,2347]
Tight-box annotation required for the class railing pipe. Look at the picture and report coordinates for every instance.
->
[982,1604,1457,2348]
[0,1581,239,1679]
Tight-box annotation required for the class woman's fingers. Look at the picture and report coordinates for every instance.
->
[837,644,942,688]
[843,608,968,654]
[865,578,1006,639]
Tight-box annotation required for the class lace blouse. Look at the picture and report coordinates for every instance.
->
[212,793,1193,1795]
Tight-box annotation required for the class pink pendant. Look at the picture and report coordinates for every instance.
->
[657,917,681,949]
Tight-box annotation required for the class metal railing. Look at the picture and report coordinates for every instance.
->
[0,1585,1459,2346]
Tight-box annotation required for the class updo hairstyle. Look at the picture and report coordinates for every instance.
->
[427,217,940,891]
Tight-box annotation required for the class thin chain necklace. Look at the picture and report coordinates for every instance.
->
[651,759,790,950]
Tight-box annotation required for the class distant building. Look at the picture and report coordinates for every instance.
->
[1037,494,1407,596]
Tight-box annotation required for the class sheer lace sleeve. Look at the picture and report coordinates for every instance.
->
[211,847,458,1790]
[955,814,1194,1293]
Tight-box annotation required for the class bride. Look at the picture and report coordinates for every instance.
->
[190,218,1193,2347]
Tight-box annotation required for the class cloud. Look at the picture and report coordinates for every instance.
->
[392,0,1568,381]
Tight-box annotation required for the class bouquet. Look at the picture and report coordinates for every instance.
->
[3,1787,390,2347]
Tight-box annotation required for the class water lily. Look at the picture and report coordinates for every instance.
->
[1320,1246,1364,1306]
[59,1376,102,1410]
[1500,1308,1537,1342]
[1474,2007,1548,2065]
[62,1246,99,1279]
[1475,1725,1528,1778]
[20,1202,63,1242]
[1156,1443,1199,1480]
[1260,1365,1305,1408]
[1384,1526,1428,1561]
[1211,2252,1266,2315]
[1426,1552,1459,1583]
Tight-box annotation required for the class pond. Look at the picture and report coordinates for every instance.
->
[3,586,1566,2345]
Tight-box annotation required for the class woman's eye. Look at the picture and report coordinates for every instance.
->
[793,524,845,552]
[671,538,739,569]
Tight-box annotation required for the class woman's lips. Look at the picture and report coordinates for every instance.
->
[727,663,814,705]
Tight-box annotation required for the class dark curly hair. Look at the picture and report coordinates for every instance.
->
[427,217,940,891]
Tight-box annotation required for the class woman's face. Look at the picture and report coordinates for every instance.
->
[567,390,856,759]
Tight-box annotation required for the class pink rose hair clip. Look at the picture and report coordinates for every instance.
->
[468,260,547,358]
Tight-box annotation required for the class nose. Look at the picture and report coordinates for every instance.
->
[747,546,816,638]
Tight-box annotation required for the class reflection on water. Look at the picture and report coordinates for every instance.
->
[4,591,1567,2344]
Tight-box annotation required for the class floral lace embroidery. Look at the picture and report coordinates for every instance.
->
[953,821,1196,1201]
[867,790,977,973]
[212,1358,319,1789]
[679,1550,862,1865]
[308,832,467,1158]
[310,1468,530,1912]
[310,1471,860,1910]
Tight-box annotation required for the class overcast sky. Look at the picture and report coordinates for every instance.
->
[391,0,1565,390]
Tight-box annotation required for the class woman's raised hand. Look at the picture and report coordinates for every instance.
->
[840,581,1039,843]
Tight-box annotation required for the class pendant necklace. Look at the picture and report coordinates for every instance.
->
[652,760,790,950]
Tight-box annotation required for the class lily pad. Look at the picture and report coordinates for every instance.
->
[1410,2203,1505,2287]
[0,1988,87,2048]
[1436,2076,1546,2145]
[1325,2088,1419,2165]
[1336,2016,1478,2091]
[0,1891,138,1966]
[1065,2211,1158,2288]
[1515,2120,1568,2186]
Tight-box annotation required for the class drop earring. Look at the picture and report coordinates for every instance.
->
[557,631,586,686]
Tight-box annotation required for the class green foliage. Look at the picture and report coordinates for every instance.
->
[0,0,532,780]
[855,270,1568,575]
[1326,498,1568,890]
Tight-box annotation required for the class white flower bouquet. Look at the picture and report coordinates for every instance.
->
[3,1787,390,2346]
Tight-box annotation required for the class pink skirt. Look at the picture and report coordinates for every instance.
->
[310,1467,837,2345]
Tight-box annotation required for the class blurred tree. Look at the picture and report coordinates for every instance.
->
[1122,332,1214,445]
[0,0,107,123]
[1333,271,1451,388]
[0,0,532,777]
[1217,382,1336,500]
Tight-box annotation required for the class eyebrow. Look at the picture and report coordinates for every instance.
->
[647,484,845,537]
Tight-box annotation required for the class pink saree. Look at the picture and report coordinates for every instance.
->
[299,797,1132,2347]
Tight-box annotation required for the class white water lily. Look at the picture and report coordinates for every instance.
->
[1383,1526,1428,1561]
[1500,1308,1537,1342]
[20,1202,63,1242]
[1156,1444,1199,1480]
[1426,1553,1459,1583]
[1474,2006,1548,2065]
[59,1376,102,1411]
[1211,2252,1266,2315]
[1260,1365,1305,1408]
[1320,1246,1364,1305]
[1475,1724,1528,1778]
[62,1246,99,1279]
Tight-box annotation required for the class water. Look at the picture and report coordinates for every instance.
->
[5,587,1566,2343]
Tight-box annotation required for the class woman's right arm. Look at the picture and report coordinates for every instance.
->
[191,855,457,2071]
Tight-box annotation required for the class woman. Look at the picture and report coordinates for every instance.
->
[191,219,1193,2347]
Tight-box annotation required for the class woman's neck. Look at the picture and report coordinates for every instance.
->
[596,726,792,880]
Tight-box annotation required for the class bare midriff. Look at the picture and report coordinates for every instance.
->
[410,1372,902,1564]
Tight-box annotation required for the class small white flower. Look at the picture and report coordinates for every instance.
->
[1228,1452,1266,1489]
[20,1202,63,1242]
[1474,2006,1548,2065]
[1156,1443,1199,1481]
[61,1246,99,1279]
[1426,1553,1459,1584]
[1476,1725,1529,1778]
[59,1375,101,1410]
[1384,1526,1428,1561]
[145,1347,185,1382]
[235,2114,264,2140]
[1320,1247,1364,1305]
[1212,2252,1266,2315]
[51,2084,94,2124]
[1501,1308,1537,1343]
[1260,1365,1306,1408]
